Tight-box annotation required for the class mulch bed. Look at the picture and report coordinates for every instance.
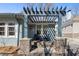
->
[0,46,19,54]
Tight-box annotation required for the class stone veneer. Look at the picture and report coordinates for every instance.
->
[19,38,30,55]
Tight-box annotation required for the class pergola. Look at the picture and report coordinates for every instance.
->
[23,6,68,15]
[23,6,70,40]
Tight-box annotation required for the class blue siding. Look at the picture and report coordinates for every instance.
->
[0,38,18,46]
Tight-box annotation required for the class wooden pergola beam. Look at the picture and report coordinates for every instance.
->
[23,6,70,16]
[28,15,57,23]
[31,7,35,14]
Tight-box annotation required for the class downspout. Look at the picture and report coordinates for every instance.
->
[17,23,20,46]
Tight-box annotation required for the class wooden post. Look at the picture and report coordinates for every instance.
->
[58,15,62,37]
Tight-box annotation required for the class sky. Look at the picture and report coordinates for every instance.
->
[0,3,79,13]
[0,3,26,13]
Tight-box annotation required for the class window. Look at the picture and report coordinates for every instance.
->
[43,25,48,34]
[0,22,16,37]
[0,23,5,36]
[0,23,5,25]
[37,25,41,34]
[8,23,15,36]
[0,27,5,36]
[8,27,15,36]
[8,23,15,25]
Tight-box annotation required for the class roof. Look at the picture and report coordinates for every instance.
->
[73,16,79,22]
[62,19,73,28]
[62,16,79,28]
[0,13,24,20]
[0,13,18,15]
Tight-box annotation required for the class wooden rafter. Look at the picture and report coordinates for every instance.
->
[31,7,35,14]
[23,6,70,16]
[28,15,57,23]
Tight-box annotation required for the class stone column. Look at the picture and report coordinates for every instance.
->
[19,38,30,55]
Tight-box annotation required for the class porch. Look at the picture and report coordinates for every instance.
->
[27,15,57,40]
